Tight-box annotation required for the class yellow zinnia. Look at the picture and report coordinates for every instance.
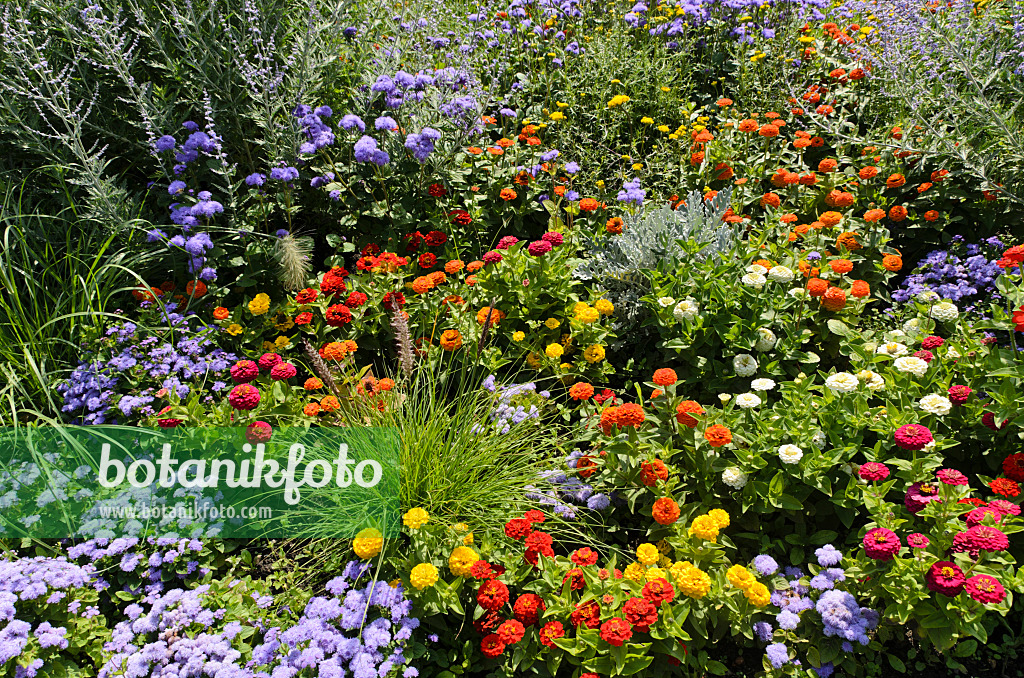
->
[248,293,271,316]
[403,507,429,529]
[410,563,438,590]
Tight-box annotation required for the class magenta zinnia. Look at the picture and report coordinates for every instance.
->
[925,561,965,597]
[858,462,890,482]
[936,468,967,486]
[965,574,1006,605]
[904,482,941,514]
[964,525,1009,552]
[894,424,933,451]
[862,528,901,561]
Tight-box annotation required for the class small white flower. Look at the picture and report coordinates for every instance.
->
[735,392,762,409]
[747,264,768,275]
[722,467,748,489]
[718,393,732,404]
[919,394,952,416]
[755,328,777,352]
[890,330,906,338]
[930,302,958,323]
[778,444,804,464]
[917,290,940,302]
[673,298,699,321]
[825,372,859,393]
[751,378,776,391]
[733,353,758,377]
[894,356,929,377]
[741,272,767,288]
[857,370,885,391]
[788,287,808,299]
[946,346,961,359]
[768,265,795,283]
[875,342,908,357]
[658,296,676,308]
[811,430,827,447]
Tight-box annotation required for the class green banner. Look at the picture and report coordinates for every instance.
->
[0,426,399,538]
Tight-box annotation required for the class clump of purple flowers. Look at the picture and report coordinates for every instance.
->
[891,236,1010,315]
[59,309,235,424]
[250,560,420,678]
[616,177,645,206]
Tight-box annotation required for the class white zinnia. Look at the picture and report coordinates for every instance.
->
[894,356,929,377]
[857,370,885,391]
[755,328,777,352]
[875,342,908,357]
[946,346,961,359]
[751,378,776,391]
[768,265,795,283]
[747,264,768,275]
[918,394,952,416]
[733,353,758,377]
[778,444,804,464]
[673,298,699,321]
[788,287,809,299]
[825,372,859,393]
[741,272,767,288]
[658,296,676,308]
[735,392,762,409]
[811,431,827,447]
[929,302,958,322]
[917,290,940,302]
[722,467,748,489]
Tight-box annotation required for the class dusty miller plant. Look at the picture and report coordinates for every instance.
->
[575,187,738,339]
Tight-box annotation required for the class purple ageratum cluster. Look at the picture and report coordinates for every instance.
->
[369,69,436,109]
[476,378,546,434]
[353,136,390,166]
[249,560,420,678]
[0,554,100,676]
[67,538,209,597]
[294,103,336,154]
[59,310,236,424]
[891,236,1010,314]
[526,448,614,518]
[616,177,645,206]
[152,120,223,175]
[100,583,256,678]
[404,128,442,163]
[815,590,879,647]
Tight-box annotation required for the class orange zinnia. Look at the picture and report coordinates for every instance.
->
[830,259,853,274]
[882,254,903,272]
[850,280,870,298]
[652,368,678,386]
[675,400,705,428]
[819,211,843,227]
[445,260,465,274]
[836,232,861,251]
[616,403,645,428]
[652,497,681,525]
[213,306,230,320]
[885,173,906,188]
[439,329,463,351]
[821,286,847,311]
[888,205,908,222]
[807,278,829,297]
[606,217,624,234]
[569,382,595,400]
[704,425,732,448]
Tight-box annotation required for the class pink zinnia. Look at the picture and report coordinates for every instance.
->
[527,240,553,256]
[228,384,261,410]
[965,574,1006,604]
[270,362,297,380]
[863,528,901,561]
[913,349,934,363]
[905,482,942,514]
[920,335,944,349]
[982,412,1008,430]
[230,360,259,383]
[988,499,1022,517]
[925,561,965,596]
[245,421,273,443]
[947,385,972,405]
[907,533,930,548]
[258,353,283,371]
[965,506,1002,527]
[496,236,519,250]
[894,424,933,451]
[482,250,503,264]
[541,231,564,246]
[965,524,1009,552]
[858,462,890,482]
[936,468,967,486]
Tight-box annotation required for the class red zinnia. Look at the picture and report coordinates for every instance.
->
[599,617,633,646]
[496,619,525,644]
[641,459,668,486]
[477,579,510,611]
[480,634,505,657]
[504,518,533,540]
[622,597,658,633]
[642,578,675,606]
[539,621,564,647]
[990,478,1020,497]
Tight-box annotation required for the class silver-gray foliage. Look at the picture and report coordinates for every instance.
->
[574,187,739,339]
